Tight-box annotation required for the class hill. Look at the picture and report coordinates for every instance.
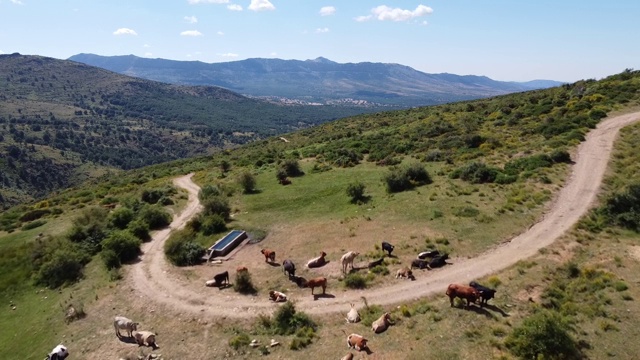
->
[0,54,376,208]
[69,53,564,107]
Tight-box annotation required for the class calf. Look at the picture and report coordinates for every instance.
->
[307,251,327,268]
[261,248,276,263]
[395,267,414,280]
[341,251,359,273]
[45,344,69,360]
[367,257,385,269]
[213,271,229,286]
[446,283,480,308]
[113,316,138,338]
[236,266,248,273]
[469,281,497,306]
[427,253,449,269]
[417,250,440,259]
[346,333,368,352]
[381,241,394,256]
[410,259,428,270]
[282,259,296,277]
[371,312,393,334]
[268,290,288,302]
[132,330,157,348]
[345,303,361,323]
[304,276,327,295]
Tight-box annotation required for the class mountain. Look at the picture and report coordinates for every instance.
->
[69,54,564,107]
[0,54,373,208]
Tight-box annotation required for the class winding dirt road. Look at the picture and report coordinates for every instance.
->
[130,111,640,318]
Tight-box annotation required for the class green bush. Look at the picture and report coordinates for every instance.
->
[346,181,366,203]
[20,219,46,231]
[404,162,432,185]
[234,270,257,294]
[202,196,231,219]
[164,230,205,266]
[383,168,412,193]
[450,162,500,184]
[108,207,134,229]
[201,214,227,235]
[34,246,90,288]
[278,159,304,177]
[127,218,150,241]
[228,332,251,350]
[271,301,317,335]
[238,171,257,194]
[290,326,316,350]
[101,249,121,270]
[602,183,640,231]
[505,310,580,359]
[344,273,368,289]
[101,230,141,263]
[199,184,221,201]
[139,205,172,229]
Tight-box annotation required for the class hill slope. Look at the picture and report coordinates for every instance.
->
[69,53,564,107]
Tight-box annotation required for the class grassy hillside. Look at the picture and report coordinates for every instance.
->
[0,69,639,359]
[0,54,376,208]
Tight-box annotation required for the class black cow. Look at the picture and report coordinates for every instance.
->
[469,281,496,306]
[213,271,229,286]
[381,241,395,256]
[427,254,449,269]
[368,258,385,269]
[283,259,296,278]
[410,259,429,270]
[417,250,440,260]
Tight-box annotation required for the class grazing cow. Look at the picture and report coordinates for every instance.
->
[428,254,449,269]
[236,266,248,273]
[345,303,361,323]
[268,290,288,302]
[346,333,368,352]
[132,330,157,348]
[304,277,327,295]
[113,316,138,338]
[341,353,354,360]
[307,251,327,268]
[213,271,230,286]
[261,248,276,263]
[282,259,296,277]
[45,344,69,360]
[371,312,393,334]
[417,250,440,259]
[446,284,480,308]
[469,281,497,306]
[367,257,385,269]
[395,267,414,280]
[381,241,394,256]
[410,259,429,270]
[341,251,359,273]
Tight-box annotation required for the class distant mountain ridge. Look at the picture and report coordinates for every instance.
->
[69,54,563,107]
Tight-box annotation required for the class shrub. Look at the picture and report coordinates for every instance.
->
[101,249,121,270]
[234,269,257,294]
[19,208,50,222]
[164,230,205,266]
[21,219,46,231]
[344,273,368,289]
[505,310,580,359]
[404,162,432,185]
[201,214,227,235]
[383,168,412,193]
[346,181,366,203]
[202,196,231,220]
[278,159,304,177]
[228,332,251,350]
[238,171,257,194]
[451,162,500,184]
[101,230,141,263]
[127,218,150,241]
[34,247,90,288]
[141,188,164,204]
[199,184,221,201]
[271,301,317,335]
[108,207,134,229]
[139,205,172,229]
[370,264,390,275]
[550,149,572,163]
[602,183,640,231]
[290,326,316,350]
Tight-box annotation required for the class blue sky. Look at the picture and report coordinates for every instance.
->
[0,0,638,82]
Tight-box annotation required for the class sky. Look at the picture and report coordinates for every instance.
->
[0,0,638,82]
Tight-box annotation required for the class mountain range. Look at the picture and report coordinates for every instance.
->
[69,54,563,107]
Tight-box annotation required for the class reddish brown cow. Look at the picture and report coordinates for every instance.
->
[236,266,248,273]
[346,333,368,352]
[304,277,327,295]
[446,283,480,308]
[261,249,276,263]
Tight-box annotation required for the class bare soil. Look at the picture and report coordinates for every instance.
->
[127,111,640,319]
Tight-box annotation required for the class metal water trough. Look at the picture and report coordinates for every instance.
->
[204,230,247,261]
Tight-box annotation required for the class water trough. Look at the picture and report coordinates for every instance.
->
[204,230,247,261]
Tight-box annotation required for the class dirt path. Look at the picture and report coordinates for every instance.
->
[129,111,640,318]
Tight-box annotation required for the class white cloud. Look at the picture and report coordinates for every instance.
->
[181,30,203,36]
[188,0,229,4]
[356,4,433,22]
[184,15,198,23]
[113,28,138,36]
[315,27,329,34]
[227,4,242,11]
[319,6,335,16]
[249,0,274,12]
[220,53,238,58]
[144,52,153,57]
[10,0,24,5]
[217,31,224,36]
[270,52,277,57]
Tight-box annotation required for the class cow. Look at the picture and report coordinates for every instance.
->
[469,281,497,306]
[381,241,394,256]
[341,353,354,360]
[113,316,138,338]
[236,266,248,273]
[268,290,288,302]
[304,277,327,295]
[410,259,429,270]
[261,248,276,263]
[282,259,296,277]
[417,250,440,259]
[307,251,327,268]
[427,254,449,269]
[367,258,385,269]
[45,344,69,360]
[212,271,229,286]
[446,283,480,308]
[132,330,157,348]
[395,267,414,280]
[341,251,359,273]
[371,312,393,334]
[346,333,368,352]
[345,303,361,323]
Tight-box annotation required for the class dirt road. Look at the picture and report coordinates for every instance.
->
[129,111,640,318]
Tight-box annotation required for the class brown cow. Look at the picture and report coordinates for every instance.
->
[236,266,248,273]
[446,283,480,308]
[307,251,327,268]
[261,249,276,263]
[346,333,368,352]
[395,267,414,280]
[371,312,393,334]
[304,277,327,295]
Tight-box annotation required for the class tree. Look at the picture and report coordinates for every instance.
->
[346,181,366,204]
[238,171,257,194]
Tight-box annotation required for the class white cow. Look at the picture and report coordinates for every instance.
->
[113,316,138,338]
[341,251,359,274]
[45,344,69,360]
[345,303,361,323]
